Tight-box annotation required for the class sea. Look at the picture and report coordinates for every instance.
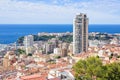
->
[0,24,120,44]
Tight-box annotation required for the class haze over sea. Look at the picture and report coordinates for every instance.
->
[0,24,120,44]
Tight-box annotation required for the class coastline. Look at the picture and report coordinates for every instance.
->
[0,24,120,44]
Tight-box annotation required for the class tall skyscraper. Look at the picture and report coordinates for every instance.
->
[23,35,34,54]
[73,13,88,54]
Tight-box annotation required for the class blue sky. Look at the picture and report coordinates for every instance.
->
[0,0,120,24]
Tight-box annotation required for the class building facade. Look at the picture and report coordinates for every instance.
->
[23,35,34,54]
[73,13,88,54]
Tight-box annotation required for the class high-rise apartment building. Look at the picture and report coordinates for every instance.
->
[23,35,34,54]
[73,13,88,54]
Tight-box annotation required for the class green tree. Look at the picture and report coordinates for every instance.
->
[73,57,120,80]
[28,53,32,56]
[59,35,73,43]
[73,57,104,80]
[105,63,120,80]
[17,49,26,55]
[55,55,61,59]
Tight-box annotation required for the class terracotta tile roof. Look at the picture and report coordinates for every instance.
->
[49,77,61,80]
[20,74,46,80]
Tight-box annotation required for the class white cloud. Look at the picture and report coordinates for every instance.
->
[0,0,120,24]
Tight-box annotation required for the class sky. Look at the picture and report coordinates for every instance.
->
[0,0,120,24]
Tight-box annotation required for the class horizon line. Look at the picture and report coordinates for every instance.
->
[0,24,120,25]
